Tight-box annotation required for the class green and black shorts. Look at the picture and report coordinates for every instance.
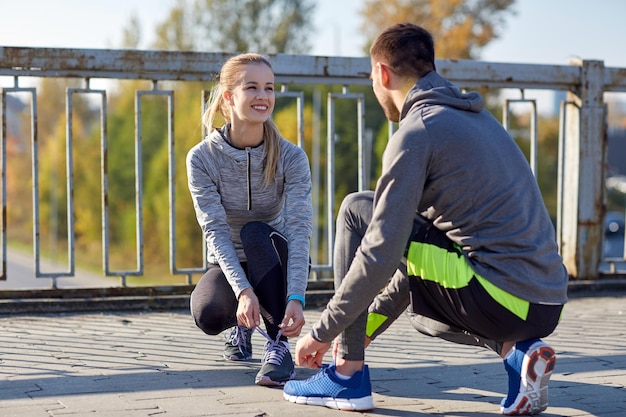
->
[404,222,563,343]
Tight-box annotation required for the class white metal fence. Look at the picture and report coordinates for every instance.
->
[1,46,625,298]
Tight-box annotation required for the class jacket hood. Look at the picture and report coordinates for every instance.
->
[400,71,484,121]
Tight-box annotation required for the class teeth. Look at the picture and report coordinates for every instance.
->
[253,105,267,110]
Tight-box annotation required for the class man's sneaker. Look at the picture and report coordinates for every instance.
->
[283,362,374,411]
[223,326,253,361]
[501,339,556,415]
[255,337,296,386]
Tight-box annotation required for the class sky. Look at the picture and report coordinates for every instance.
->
[1,0,625,116]
[1,0,626,68]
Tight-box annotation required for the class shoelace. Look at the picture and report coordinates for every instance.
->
[306,364,331,381]
[226,326,252,354]
[256,327,287,365]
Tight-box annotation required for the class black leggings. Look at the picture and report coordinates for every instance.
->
[190,221,288,340]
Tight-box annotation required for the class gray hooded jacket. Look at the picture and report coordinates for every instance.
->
[186,126,313,301]
[311,71,568,343]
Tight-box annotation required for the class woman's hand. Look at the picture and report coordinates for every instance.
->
[236,288,260,328]
[280,299,305,337]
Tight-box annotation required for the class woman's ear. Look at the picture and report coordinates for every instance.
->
[222,90,232,105]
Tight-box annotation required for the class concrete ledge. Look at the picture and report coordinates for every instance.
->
[1,277,624,314]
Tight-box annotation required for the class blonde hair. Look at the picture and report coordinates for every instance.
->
[202,53,281,185]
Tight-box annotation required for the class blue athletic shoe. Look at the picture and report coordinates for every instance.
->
[501,339,556,415]
[283,362,374,411]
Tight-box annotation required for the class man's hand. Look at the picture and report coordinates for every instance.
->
[295,333,331,369]
[280,299,305,338]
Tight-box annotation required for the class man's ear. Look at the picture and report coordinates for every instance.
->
[378,62,392,88]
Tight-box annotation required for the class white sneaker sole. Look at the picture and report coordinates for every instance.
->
[501,342,556,415]
[283,393,374,411]
[255,371,295,387]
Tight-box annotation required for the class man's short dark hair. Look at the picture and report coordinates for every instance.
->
[370,23,436,78]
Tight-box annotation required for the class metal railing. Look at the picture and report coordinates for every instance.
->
[1,46,626,301]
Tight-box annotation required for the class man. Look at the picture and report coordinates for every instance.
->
[282,23,568,415]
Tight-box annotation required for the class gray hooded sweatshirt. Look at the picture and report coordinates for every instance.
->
[186,126,313,301]
[311,71,568,343]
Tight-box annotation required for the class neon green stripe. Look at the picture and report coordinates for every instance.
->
[366,312,388,338]
[474,275,529,320]
[406,241,529,320]
[406,241,473,289]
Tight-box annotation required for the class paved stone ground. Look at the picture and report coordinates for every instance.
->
[0,291,625,417]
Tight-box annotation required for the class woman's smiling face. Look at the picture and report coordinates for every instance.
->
[224,62,275,126]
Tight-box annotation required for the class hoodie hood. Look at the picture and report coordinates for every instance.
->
[400,71,484,121]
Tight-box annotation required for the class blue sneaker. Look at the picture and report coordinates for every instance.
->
[283,362,374,411]
[501,339,556,415]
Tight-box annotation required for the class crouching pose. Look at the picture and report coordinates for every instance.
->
[284,24,567,415]
[187,53,312,387]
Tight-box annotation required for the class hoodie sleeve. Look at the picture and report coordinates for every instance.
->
[281,141,313,302]
[186,141,250,297]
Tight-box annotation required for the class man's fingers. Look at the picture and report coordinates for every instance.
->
[298,353,322,369]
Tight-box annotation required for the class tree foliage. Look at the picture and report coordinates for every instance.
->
[192,0,315,53]
[121,13,142,49]
[8,0,530,283]
[358,0,516,59]
[152,0,196,51]
[147,0,316,53]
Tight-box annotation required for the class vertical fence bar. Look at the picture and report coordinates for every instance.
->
[276,87,305,148]
[1,86,48,283]
[322,87,366,273]
[310,88,321,276]
[503,98,538,176]
[556,99,578,254]
[101,88,154,284]
[561,60,606,279]
[325,93,336,272]
[168,88,206,282]
[0,88,8,280]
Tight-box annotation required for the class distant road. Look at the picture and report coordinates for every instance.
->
[1,247,113,290]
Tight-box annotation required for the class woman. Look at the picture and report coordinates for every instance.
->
[186,53,312,387]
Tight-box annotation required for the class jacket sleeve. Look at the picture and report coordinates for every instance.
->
[281,142,313,302]
[186,143,250,297]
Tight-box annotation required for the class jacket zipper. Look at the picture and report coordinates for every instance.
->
[246,147,252,210]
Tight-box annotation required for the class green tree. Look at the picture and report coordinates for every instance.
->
[192,0,315,53]
[152,0,195,51]
[122,13,142,49]
[359,0,516,59]
[146,0,316,53]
